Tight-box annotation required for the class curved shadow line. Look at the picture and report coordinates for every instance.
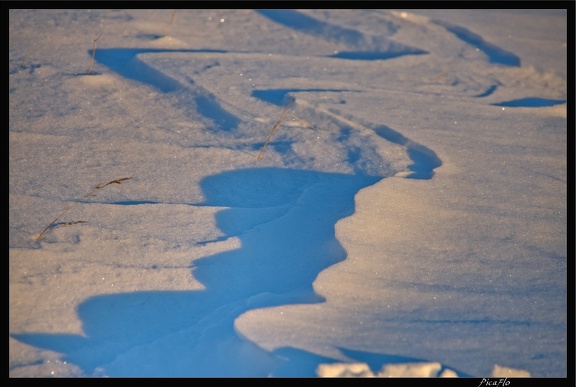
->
[11,168,382,377]
[13,41,443,375]
[93,48,226,91]
[252,89,442,179]
[329,50,427,60]
[257,9,428,59]
[251,88,361,106]
[93,48,240,131]
[374,125,442,179]
[257,9,367,47]
[491,97,566,107]
[433,20,521,67]
[474,83,499,98]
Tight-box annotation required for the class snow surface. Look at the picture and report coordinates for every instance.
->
[9,8,567,377]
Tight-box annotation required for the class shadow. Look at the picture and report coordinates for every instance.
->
[257,10,427,59]
[329,50,427,60]
[109,200,162,205]
[12,168,381,377]
[252,88,359,106]
[374,125,442,179]
[257,9,367,47]
[491,97,566,107]
[251,90,442,179]
[433,20,521,67]
[474,83,499,98]
[92,48,240,131]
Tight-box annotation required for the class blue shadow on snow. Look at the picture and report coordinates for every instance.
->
[433,20,521,67]
[474,83,499,98]
[329,51,427,60]
[12,168,382,377]
[492,97,566,107]
[92,48,240,131]
[252,89,442,179]
[257,10,428,60]
[251,88,359,106]
[256,9,367,47]
[374,125,442,179]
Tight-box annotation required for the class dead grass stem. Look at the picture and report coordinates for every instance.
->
[257,96,295,160]
[20,48,31,67]
[35,177,132,241]
[87,31,103,75]
[163,10,177,36]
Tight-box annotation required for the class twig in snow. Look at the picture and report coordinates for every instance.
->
[163,10,177,36]
[21,48,31,67]
[87,31,103,75]
[35,177,132,241]
[257,96,295,160]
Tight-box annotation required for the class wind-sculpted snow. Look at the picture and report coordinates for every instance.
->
[9,9,566,377]
[94,48,241,131]
[257,9,428,61]
[14,169,380,376]
[432,19,521,66]
[87,9,563,177]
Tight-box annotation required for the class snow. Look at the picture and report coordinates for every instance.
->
[8,8,567,377]
[315,362,531,378]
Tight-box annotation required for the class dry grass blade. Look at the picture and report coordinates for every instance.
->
[87,31,103,75]
[94,177,132,189]
[35,202,77,241]
[35,177,132,241]
[21,48,31,67]
[163,10,177,36]
[257,96,295,160]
